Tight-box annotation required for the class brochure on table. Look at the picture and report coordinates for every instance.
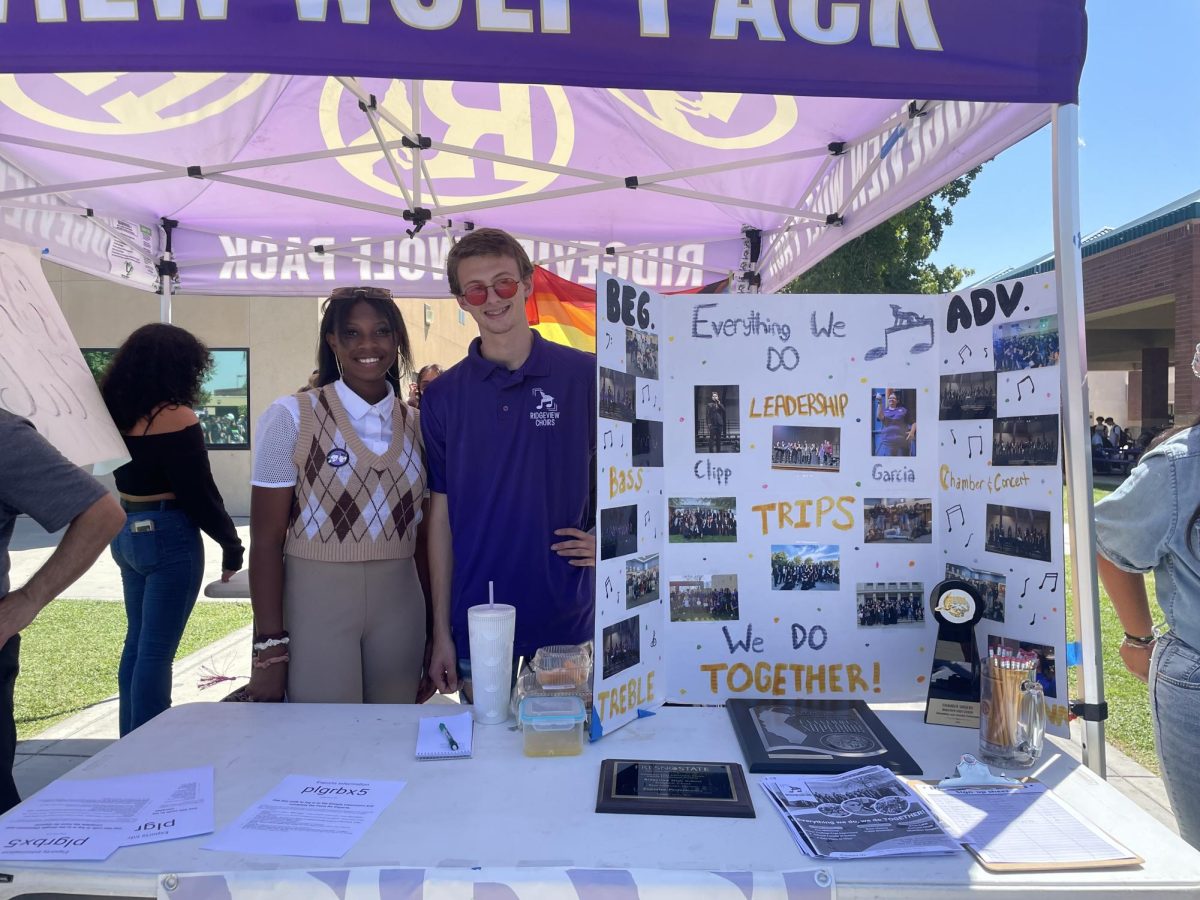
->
[592,274,1066,740]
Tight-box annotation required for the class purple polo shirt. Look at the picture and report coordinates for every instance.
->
[421,331,597,660]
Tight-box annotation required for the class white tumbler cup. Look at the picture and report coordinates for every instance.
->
[467,604,516,724]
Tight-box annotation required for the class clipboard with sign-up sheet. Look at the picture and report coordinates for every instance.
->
[911,780,1143,872]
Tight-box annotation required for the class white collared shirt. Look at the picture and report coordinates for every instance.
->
[251,380,401,488]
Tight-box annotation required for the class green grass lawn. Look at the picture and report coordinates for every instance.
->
[15,601,252,740]
[1064,486,1163,772]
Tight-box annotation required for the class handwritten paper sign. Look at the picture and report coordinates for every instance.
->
[0,239,127,473]
[593,275,1066,738]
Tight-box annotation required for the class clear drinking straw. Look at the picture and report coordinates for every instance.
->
[489,580,494,607]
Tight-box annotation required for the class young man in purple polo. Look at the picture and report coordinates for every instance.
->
[421,228,596,696]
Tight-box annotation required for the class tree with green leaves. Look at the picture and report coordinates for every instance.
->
[785,167,981,295]
[82,349,113,385]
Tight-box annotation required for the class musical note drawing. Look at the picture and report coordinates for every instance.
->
[945,504,964,531]
[864,304,935,360]
[1040,572,1059,593]
[983,346,989,358]
[1020,576,1030,598]
[605,333,613,349]
[620,432,625,448]
[650,630,658,648]
[1016,374,1035,401]
[641,384,650,401]
[958,344,972,363]
[1029,611,1037,626]
[602,430,613,449]
[604,577,613,599]
[968,435,983,458]
[964,532,973,548]
[643,510,651,526]
[951,428,957,445]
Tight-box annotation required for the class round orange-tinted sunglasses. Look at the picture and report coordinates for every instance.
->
[461,277,521,307]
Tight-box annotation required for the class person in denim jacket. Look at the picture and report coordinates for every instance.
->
[1094,344,1200,848]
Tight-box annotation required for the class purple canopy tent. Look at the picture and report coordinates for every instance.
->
[0,3,1086,302]
[0,1,1103,770]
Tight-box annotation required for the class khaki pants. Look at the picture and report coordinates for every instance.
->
[283,555,425,703]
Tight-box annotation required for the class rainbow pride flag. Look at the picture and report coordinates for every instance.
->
[526,266,597,351]
[526,267,732,352]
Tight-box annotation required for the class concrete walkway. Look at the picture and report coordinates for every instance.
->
[6,516,251,602]
[5,517,1181,839]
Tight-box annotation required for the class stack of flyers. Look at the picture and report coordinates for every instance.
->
[760,765,960,859]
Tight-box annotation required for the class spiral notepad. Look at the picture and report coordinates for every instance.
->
[415,712,473,760]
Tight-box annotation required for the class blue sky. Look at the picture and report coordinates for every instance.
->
[207,349,248,392]
[930,1,1200,285]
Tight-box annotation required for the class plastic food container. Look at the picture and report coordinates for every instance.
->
[531,644,592,689]
[519,695,586,757]
[515,669,592,714]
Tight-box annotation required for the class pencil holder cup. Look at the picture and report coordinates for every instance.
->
[979,659,1046,769]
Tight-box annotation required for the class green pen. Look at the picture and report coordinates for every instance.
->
[439,721,459,751]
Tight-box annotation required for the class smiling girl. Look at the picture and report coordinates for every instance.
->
[240,287,427,703]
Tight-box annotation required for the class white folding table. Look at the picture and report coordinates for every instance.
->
[1,702,1197,898]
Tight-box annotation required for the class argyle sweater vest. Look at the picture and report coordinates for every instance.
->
[283,385,424,562]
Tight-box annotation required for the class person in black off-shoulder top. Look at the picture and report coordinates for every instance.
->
[101,324,243,735]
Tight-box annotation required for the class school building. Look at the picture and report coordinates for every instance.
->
[990,189,1200,433]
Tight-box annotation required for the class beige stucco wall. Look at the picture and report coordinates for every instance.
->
[45,262,474,515]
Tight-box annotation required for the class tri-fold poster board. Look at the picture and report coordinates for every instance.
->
[591,274,1066,740]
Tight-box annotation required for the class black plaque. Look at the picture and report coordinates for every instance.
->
[596,759,755,818]
[726,698,922,775]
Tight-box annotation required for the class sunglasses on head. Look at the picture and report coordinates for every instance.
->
[460,276,521,307]
[329,286,393,301]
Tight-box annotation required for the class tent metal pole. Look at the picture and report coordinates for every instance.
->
[1051,103,1106,777]
[158,218,179,324]
[0,199,90,215]
[0,128,449,177]
[639,183,829,221]
[361,103,415,210]
[411,80,423,212]
[158,261,173,324]
[0,131,176,171]
[757,155,835,274]
[0,171,178,203]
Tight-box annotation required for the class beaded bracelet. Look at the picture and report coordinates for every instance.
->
[252,652,290,670]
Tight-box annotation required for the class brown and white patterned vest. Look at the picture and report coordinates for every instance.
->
[283,384,424,562]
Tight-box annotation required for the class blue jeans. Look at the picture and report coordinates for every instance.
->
[111,507,204,736]
[1151,631,1200,849]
